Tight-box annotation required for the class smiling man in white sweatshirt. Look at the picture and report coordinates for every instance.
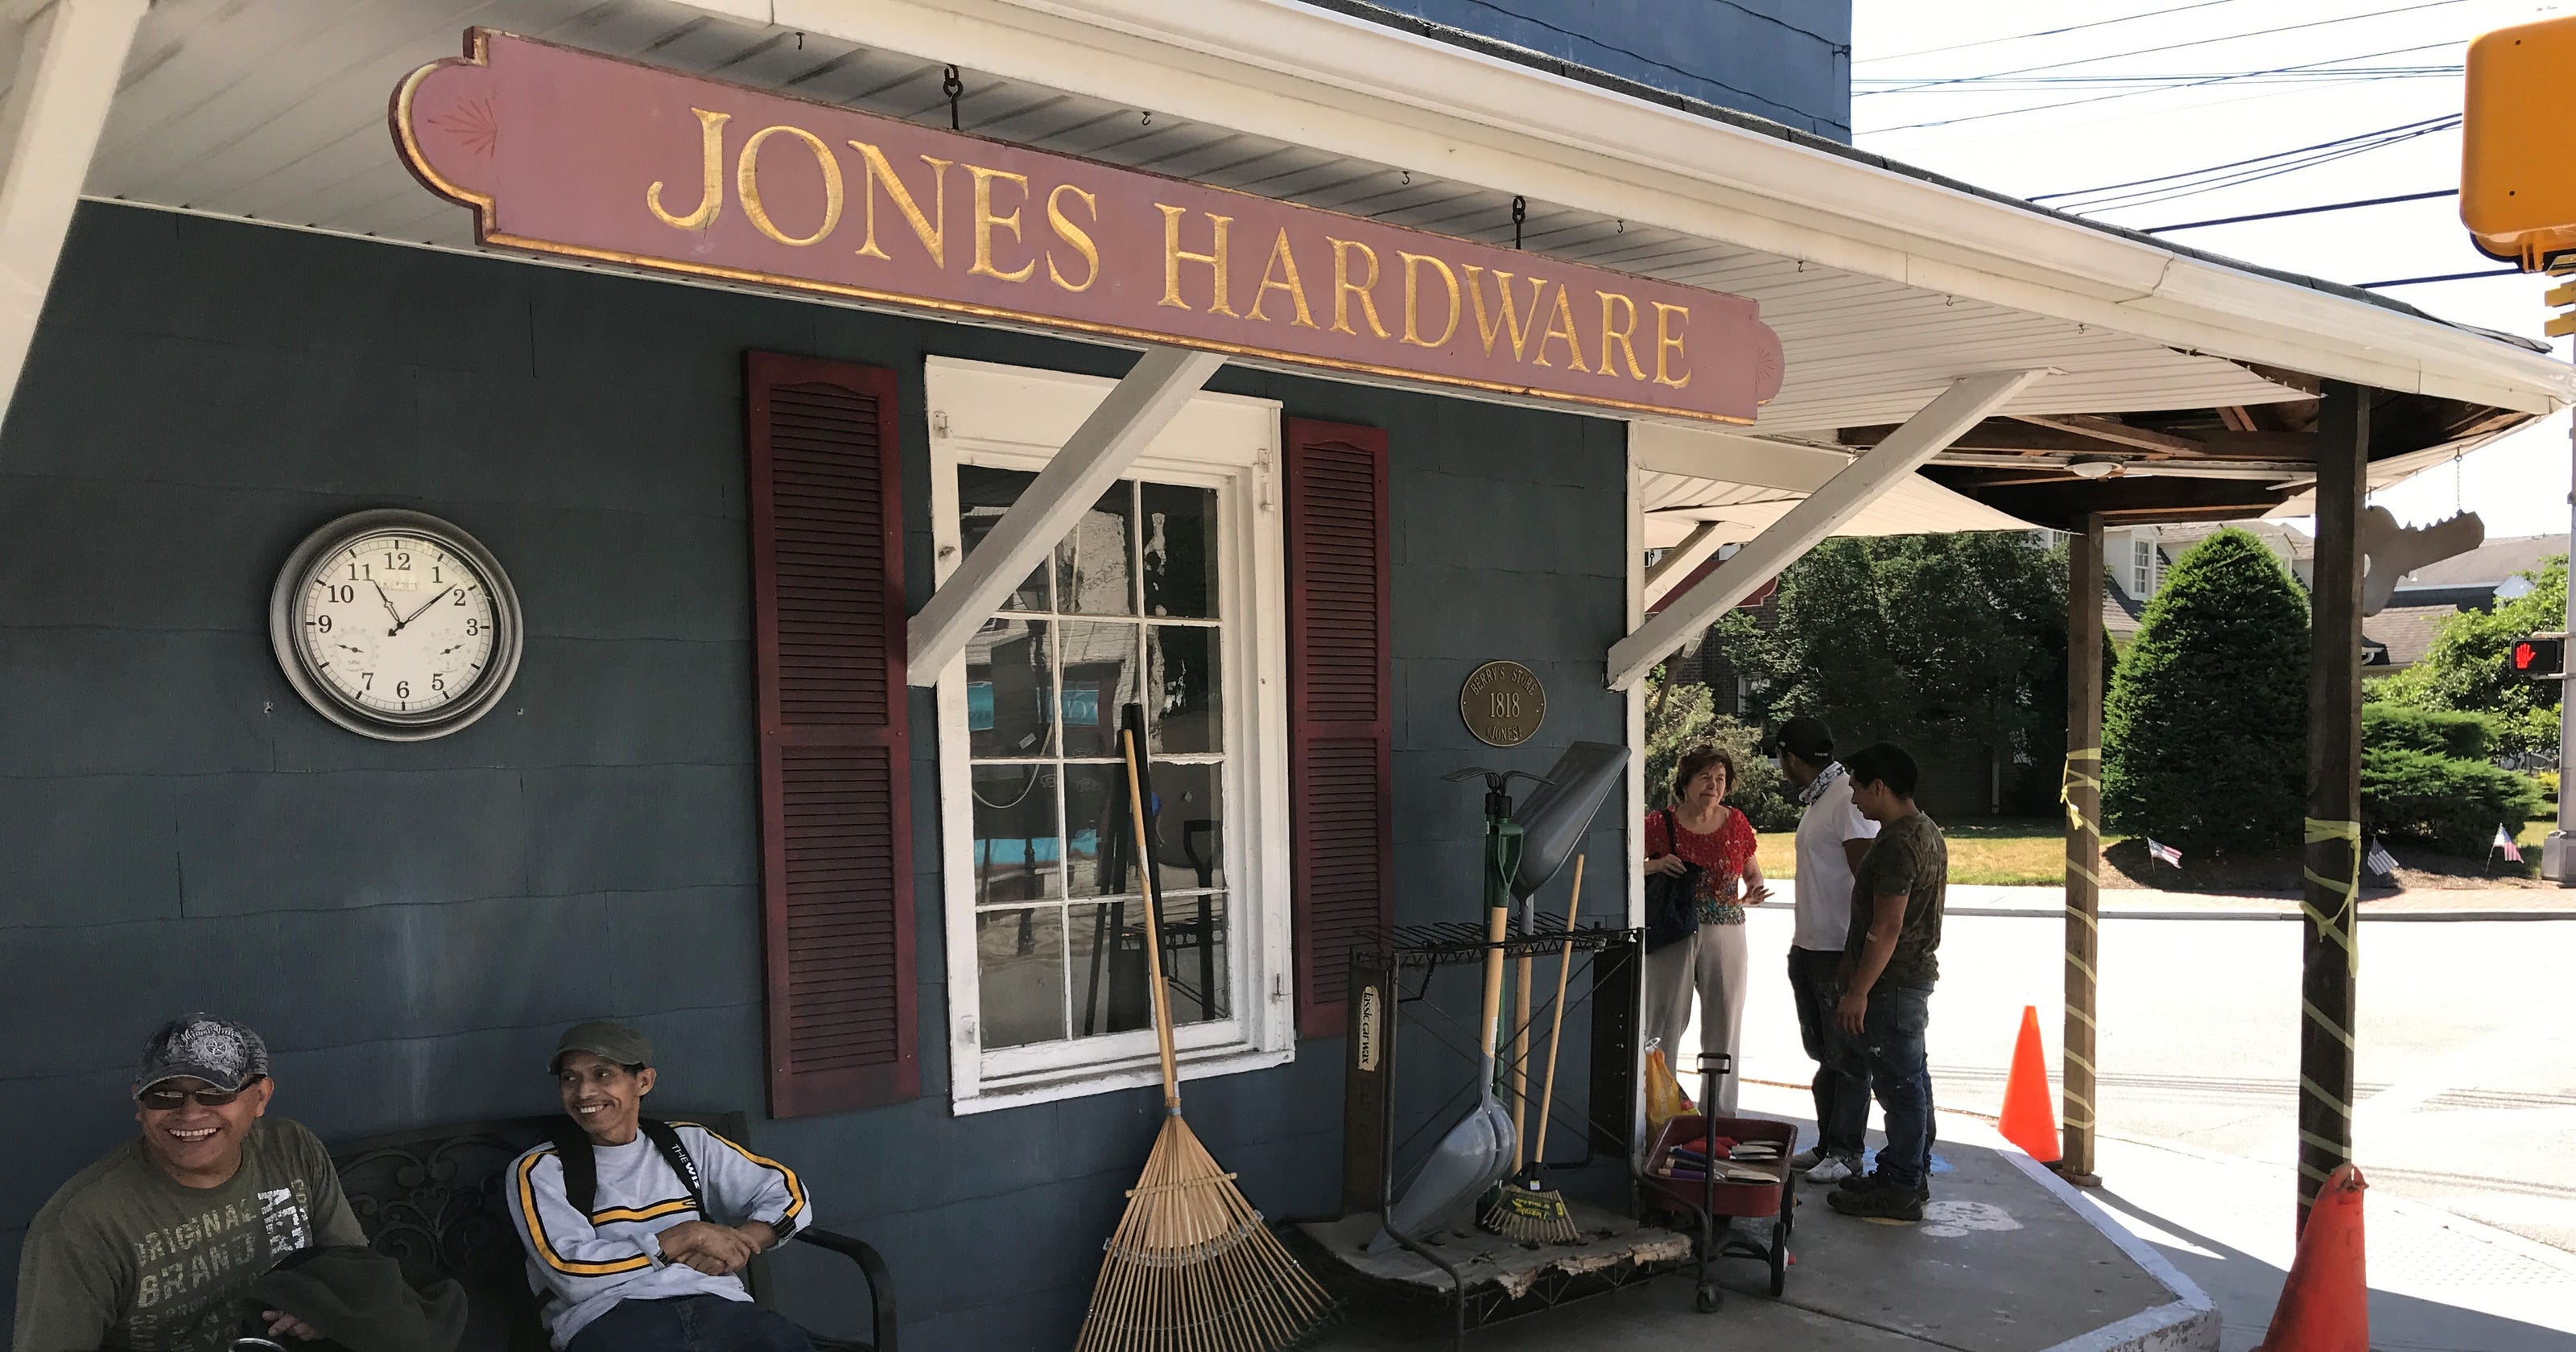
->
[506,1021,815,1352]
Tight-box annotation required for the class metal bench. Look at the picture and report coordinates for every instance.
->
[332,1112,894,1351]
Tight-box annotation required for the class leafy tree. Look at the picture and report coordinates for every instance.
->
[2102,529,2310,855]
[2372,555,2566,758]
[1711,532,2078,812]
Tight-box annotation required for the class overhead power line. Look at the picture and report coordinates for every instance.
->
[2033,115,2461,214]
[2141,188,2458,233]
[1854,64,2461,91]
[1858,0,2471,97]
[2359,268,2523,287]
[1865,41,2462,134]
[2029,116,2458,202]
[1857,0,2254,64]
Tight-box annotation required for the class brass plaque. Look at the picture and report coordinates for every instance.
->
[1461,661,1546,747]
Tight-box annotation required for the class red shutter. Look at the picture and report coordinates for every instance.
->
[1284,418,1393,1039]
[746,352,917,1116]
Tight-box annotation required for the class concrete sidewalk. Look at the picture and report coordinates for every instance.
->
[1314,1106,2211,1352]
[1790,880,2576,922]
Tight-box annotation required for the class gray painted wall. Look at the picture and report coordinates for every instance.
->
[1357,0,1852,140]
[0,203,1628,1349]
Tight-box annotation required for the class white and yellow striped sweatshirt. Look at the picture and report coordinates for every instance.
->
[506,1122,811,1349]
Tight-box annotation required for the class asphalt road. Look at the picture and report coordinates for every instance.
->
[1711,904,2576,1256]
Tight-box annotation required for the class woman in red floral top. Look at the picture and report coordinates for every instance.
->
[1642,745,1771,1114]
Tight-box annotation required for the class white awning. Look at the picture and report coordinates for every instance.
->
[1640,472,2035,550]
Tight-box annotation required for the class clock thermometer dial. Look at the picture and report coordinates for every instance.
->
[269,511,524,740]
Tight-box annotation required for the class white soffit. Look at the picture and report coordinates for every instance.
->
[1632,422,2035,548]
[68,0,2526,433]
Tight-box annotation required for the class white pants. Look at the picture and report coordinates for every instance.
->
[1643,921,1748,1115]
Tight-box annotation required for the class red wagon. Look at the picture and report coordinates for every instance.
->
[1638,1053,1794,1311]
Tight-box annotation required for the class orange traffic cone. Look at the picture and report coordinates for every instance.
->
[1998,1004,2062,1163]
[2256,1165,2368,1352]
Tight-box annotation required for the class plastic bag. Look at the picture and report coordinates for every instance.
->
[1644,1039,1696,1142]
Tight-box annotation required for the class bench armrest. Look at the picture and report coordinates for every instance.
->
[793,1227,897,1352]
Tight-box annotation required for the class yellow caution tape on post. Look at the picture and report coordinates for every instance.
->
[2060,748,2101,836]
[2301,818,2362,978]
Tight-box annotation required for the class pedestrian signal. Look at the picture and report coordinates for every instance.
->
[2511,633,2566,680]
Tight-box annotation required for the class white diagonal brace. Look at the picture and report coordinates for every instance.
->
[1607,368,2052,691]
[1641,520,1725,610]
[0,0,144,431]
[907,344,1225,682]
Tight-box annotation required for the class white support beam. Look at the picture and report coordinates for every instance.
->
[0,0,142,430]
[906,344,1225,682]
[1607,369,2052,691]
[1641,521,1724,610]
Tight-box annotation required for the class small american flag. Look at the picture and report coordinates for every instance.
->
[2496,826,2525,864]
[2365,837,2399,876]
[2146,839,2182,868]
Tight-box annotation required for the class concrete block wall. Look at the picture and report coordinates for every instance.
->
[0,203,1629,1348]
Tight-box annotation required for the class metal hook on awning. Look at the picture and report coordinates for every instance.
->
[1512,196,1526,249]
[944,64,964,130]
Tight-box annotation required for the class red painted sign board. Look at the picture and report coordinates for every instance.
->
[394,30,1785,424]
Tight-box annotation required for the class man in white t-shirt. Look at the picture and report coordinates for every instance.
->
[1776,716,1879,1182]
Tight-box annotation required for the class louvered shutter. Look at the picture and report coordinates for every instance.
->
[1283,418,1392,1039]
[746,352,917,1117]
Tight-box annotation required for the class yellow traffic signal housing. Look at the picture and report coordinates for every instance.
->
[2463,14,2576,270]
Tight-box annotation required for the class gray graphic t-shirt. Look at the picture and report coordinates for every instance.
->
[12,1118,365,1352]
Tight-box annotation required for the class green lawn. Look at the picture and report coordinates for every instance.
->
[1757,818,2076,887]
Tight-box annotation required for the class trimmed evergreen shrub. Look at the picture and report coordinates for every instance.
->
[2103,529,2310,855]
[2361,746,2545,855]
[2362,704,2496,761]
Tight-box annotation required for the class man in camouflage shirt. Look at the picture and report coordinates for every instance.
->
[14,1015,365,1351]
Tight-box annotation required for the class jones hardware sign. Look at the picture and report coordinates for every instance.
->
[394,31,1786,423]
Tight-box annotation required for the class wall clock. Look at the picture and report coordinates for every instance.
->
[267,509,525,741]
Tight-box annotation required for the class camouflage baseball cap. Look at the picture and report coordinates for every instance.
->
[134,1013,270,1097]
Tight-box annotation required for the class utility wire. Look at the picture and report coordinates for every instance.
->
[2065,119,2460,213]
[1858,1,2470,97]
[2360,267,2523,286]
[1866,41,2462,134]
[2029,115,2457,202]
[1855,64,2460,90]
[1857,0,2254,64]
[2142,188,2457,233]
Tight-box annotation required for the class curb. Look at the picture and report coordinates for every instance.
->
[1948,906,2576,923]
[1998,1147,2220,1352]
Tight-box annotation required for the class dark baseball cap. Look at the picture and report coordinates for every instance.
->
[551,1020,655,1073]
[134,1014,270,1097]
[1777,716,1835,760]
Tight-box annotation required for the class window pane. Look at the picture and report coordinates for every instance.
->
[1055,620,1139,759]
[1063,762,1134,899]
[1147,624,1222,754]
[958,466,1049,612]
[1146,760,1224,893]
[1141,483,1220,618]
[977,907,1066,1049]
[1057,482,1137,616]
[970,765,1061,904]
[1158,894,1232,1026]
[967,619,1054,758]
[1067,900,1153,1038]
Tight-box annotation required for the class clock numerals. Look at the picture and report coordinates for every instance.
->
[276,513,521,741]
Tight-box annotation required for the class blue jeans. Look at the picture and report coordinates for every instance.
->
[568,1296,815,1352]
[1786,947,1870,1158]
[1858,983,1935,1190]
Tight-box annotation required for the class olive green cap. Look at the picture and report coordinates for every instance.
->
[550,1020,654,1073]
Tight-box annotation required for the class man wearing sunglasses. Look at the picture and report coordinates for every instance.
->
[13,1014,365,1351]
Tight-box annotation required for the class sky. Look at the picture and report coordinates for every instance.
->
[1851,0,2573,542]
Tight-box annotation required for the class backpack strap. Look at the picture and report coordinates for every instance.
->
[638,1119,707,1214]
[542,1117,600,1218]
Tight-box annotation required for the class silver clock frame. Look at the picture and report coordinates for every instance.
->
[267,509,526,742]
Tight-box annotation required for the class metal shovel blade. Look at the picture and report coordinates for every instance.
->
[1368,1087,1517,1255]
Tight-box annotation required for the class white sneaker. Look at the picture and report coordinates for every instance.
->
[1790,1146,1830,1171]
[1805,1154,1860,1184]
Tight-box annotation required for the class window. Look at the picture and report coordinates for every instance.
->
[2131,538,2157,598]
[927,359,1290,1112]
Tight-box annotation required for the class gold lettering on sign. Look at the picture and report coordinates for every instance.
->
[848,140,952,268]
[1330,237,1388,339]
[1461,266,1546,361]
[968,166,1035,282]
[1653,302,1693,390]
[1598,292,1647,381]
[1248,229,1316,328]
[1535,283,1591,372]
[1045,183,1100,292]
[736,125,842,247]
[646,107,732,231]
[1158,206,1238,315]
[1398,251,1459,348]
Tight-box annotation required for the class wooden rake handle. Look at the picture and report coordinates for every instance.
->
[1121,725,1181,1111]
[1531,855,1585,1167]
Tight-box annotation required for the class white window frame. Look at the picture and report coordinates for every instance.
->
[925,356,1293,1115]
[2131,537,2157,598]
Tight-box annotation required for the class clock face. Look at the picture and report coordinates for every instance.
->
[270,511,524,740]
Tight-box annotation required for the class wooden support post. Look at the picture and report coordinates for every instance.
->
[2298,381,2368,1226]
[2058,513,2103,1186]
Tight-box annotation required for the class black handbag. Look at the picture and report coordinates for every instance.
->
[1643,810,1703,951]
